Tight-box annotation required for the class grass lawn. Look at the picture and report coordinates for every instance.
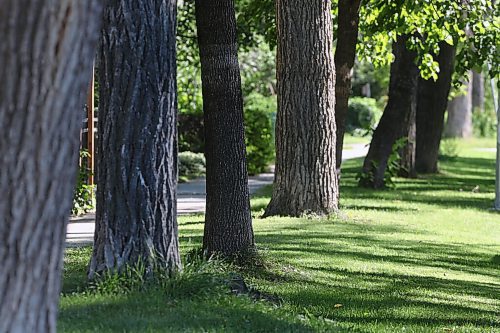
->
[59,138,500,332]
[343,133,371,149]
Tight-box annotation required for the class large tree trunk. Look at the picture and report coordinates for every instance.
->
[90,0,181,278]
[416,43,456,173]
[445,72,473,138]
[334,0,362,176]
[0,1,101,332]
[195,0,255,257]
[472,70,485,113]
[360,35,419,188]
[264,0,338,217]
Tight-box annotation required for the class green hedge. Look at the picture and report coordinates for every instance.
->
[244,93,276,175]
[179,152,206,182]
[347,97,382,133]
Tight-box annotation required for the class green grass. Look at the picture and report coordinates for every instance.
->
[59,138,500,332]
[343,133,371,148]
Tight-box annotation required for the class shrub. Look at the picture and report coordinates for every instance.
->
[347,97,382,133]
[179,113,205,153]
[72,149,95,215]
[179,152,206,182]
[439,138,460,159]
[244,93,276,175]
[473,108,497,138]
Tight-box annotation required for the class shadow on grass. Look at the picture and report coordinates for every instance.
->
[339,156,496,211]
[59,290,317,332]
[285,266,499,327]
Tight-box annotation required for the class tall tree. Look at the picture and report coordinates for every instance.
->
[445,72,473,138]
[0,1,101,331]
[416,43,456,173]
[264,0,338,217]
[195,0,255,257]
[334,0,362,175]
[90,0,181,278]
[360,35,419,188]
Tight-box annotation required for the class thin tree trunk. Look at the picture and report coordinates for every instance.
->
[0,1,101,332]
[90,0,181,278]
[264,0,338,217]
[416,43,456,173]
[360,35,419,188]
[195,0,255,257]
[472,70,485,113]
[335,0,362,175]
[445,71,473,138]
[399,111,417,178]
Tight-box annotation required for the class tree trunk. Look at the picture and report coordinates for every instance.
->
[264,0,338,217]
[399,110,417,178]
[334,0,362,175]
[445,72,473,138]
[0,2,101,332]
[360,35,419,188]
[472,70,485,113]
[195,0,255,257]
[90,0,181,278]
[416,43,456,173]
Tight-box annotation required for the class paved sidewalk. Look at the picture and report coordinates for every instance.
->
[66,144,368,245]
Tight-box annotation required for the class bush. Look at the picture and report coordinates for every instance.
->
[244,93,276,175]
[439,138,460,159]
[347,97,382,133]
[179,113,205,153]
[72,150,95,215]
[473,108,497,138]
[179,152,206,182]
[177,92,276,175]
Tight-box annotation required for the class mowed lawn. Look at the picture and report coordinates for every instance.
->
[59,138,500,332]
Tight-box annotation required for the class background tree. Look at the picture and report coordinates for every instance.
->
[334,0,363,175]
[360,35,419,188]
[90,0,181,278]
[0,1,101,331]
[265,0,338,217]
[416,43,456,173]
[195,0,255,257]
[472,71,485,113]
[357,0,498,186]
[445,74,474,138]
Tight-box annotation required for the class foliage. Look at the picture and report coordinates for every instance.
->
[178,113,204,153]
[236,0,276,49]
[473,109,497,138]
[179,152,206,182]
[439,138,461,159]
[177,0,202,115]
[346,97,382,133]
[239,41,276,97]
[351,60,390,101]
[358,0,499,82]
[244,93,276,175]
[72,149,95,215]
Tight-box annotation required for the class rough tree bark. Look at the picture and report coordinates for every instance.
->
[445,71,473,138]
[335,0,362,175]
[195,0,255,257]
[264,0,338,217]
[90,0,181,278]
[472,70,485,113]
[416,43,456,173]
[360,35,419,188]
[0,1,101,332]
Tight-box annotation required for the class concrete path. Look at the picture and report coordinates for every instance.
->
[66,143,368,245]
